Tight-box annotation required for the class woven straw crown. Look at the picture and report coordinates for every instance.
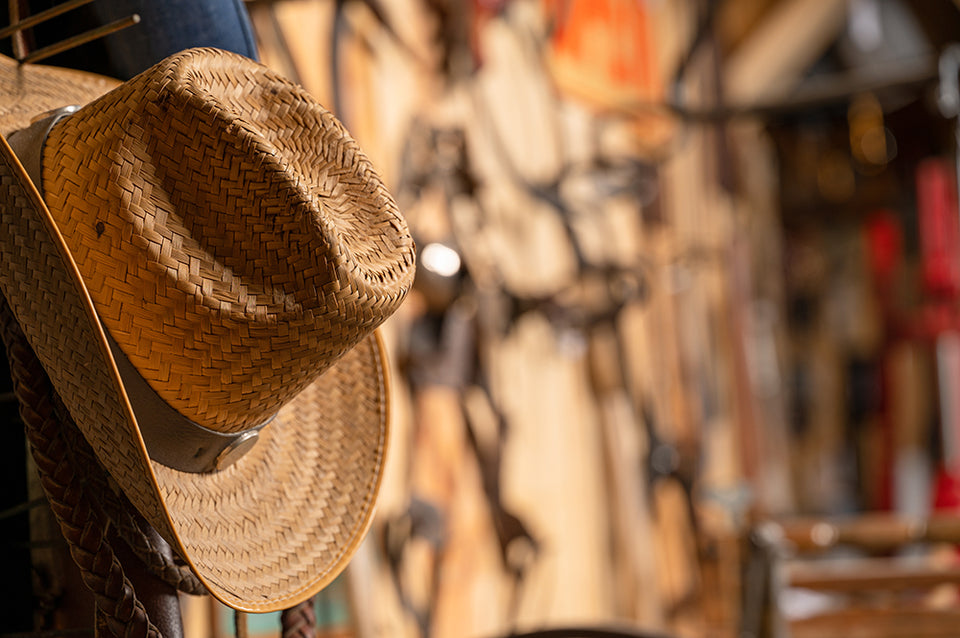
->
[45,49,414,432]
[0,48,414,610]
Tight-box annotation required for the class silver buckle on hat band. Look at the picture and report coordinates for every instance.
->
[6,108,268,473]
[103,330,271,473]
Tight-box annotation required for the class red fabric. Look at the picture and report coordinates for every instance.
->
[917,159,960,298]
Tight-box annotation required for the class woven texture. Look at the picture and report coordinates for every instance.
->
[281,598,317,638]
[0,48,411,611]
[0,55,116,135]
[44,48,414,431]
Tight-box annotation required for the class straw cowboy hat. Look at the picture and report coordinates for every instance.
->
[0,47,415,611]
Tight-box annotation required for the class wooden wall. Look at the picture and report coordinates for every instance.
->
[244,1,845,636]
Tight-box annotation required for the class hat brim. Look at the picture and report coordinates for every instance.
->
[0,58,390,612]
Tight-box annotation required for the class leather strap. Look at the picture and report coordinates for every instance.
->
[103,329,270,472]
[6,108,268,473]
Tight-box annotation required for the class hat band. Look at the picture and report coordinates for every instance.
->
[103,329,271,472]
[6,105,78,192]
[7,108,270,474]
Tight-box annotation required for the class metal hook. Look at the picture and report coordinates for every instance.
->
[2,0,140,64]
[0,0,95,41]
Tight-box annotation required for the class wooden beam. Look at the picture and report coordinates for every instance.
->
[724,0,847,104]
[788,560,960,592]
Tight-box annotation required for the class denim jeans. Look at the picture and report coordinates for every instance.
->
[15,0,259,78]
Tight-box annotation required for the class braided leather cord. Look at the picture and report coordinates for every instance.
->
[0,293,161,638]
[1,292,326,636]
[54,402,206,596]
[280,599,317,638]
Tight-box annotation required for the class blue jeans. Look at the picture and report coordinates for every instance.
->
[18,0,259,78]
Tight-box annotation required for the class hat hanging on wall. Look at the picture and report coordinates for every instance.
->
[0,46,415,612]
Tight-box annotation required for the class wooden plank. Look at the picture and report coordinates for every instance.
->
[788,559,960,592]
[723,0,847,104]
[254,0,335,104]
[589,325,664,628]
[771,514,960,552]
[791,606,960,638]
[496,313,614,628]
[419,389,511,638]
